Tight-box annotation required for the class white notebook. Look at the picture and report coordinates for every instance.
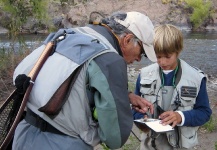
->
[134,119,174,133]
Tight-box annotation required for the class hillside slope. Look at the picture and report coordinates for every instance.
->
[0,0,217,33]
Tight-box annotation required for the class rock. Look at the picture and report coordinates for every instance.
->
[0,0,217,33]
[0,26,8,34]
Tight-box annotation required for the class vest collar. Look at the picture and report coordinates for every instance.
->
[88,24,123,56]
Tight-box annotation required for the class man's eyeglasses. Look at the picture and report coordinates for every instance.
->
[137,40,147,58]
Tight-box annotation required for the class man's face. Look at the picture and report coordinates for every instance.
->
[120,34,144,64]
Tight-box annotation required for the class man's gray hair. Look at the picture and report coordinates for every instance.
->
[101,12,132,36]
[101,11,139,43]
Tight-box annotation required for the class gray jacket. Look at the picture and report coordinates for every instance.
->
[13,26,133,149]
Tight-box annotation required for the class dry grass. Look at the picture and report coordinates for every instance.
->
[0,44,32,105]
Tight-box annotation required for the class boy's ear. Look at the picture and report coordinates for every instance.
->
[177,52,181,57]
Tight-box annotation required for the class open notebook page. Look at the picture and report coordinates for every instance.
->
[134,119,174,133]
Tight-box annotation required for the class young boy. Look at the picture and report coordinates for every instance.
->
[133,24,212,150]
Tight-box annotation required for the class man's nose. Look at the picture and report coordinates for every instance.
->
[136,55,142,62]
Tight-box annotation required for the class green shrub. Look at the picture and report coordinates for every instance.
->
[184,0,213,29]
[0,0,48,35]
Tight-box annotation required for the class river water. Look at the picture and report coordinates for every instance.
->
[0,31,217,78]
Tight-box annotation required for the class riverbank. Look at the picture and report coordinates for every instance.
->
[0,26,8,34]
[0,66,216,150]
[0,69,217,149]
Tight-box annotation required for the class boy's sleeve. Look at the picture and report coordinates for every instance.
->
[134,74,142,96]
[132,74,145,119]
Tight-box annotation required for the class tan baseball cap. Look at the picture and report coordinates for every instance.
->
[114,11,157,62]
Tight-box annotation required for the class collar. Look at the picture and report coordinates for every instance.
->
[159,59,182,87]
[87,23,123,56]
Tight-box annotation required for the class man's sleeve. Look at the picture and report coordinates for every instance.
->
[87,53,133,149]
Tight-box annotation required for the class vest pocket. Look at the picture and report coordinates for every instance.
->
[179,126,199,148]
[166,130,179,147]
[140,79,156,103]
[179,96,196,111]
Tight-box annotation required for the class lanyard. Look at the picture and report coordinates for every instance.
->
[157,59,181,111]
[160,59,179,88]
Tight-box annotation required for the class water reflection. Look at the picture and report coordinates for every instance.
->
[0,34,47,50]
[183,31,217,40]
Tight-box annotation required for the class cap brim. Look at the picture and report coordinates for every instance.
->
[143,43,157,62]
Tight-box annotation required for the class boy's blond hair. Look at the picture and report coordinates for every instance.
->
[154,24,183,55]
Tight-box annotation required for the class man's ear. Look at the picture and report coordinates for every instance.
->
[123,34,134,46]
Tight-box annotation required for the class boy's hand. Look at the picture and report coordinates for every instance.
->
[159,111,182,127]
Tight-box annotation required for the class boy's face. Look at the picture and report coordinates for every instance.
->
[156,53,178,70]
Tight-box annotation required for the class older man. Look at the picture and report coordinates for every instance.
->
[12,11,156,150]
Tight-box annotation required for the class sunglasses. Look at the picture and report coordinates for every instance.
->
[137,40,147,58]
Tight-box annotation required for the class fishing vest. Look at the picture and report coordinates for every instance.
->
[139,59,204,149]
[13,26,118,147]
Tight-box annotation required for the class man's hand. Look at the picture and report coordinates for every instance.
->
[159,111,182,128]
[128,92,153,114]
